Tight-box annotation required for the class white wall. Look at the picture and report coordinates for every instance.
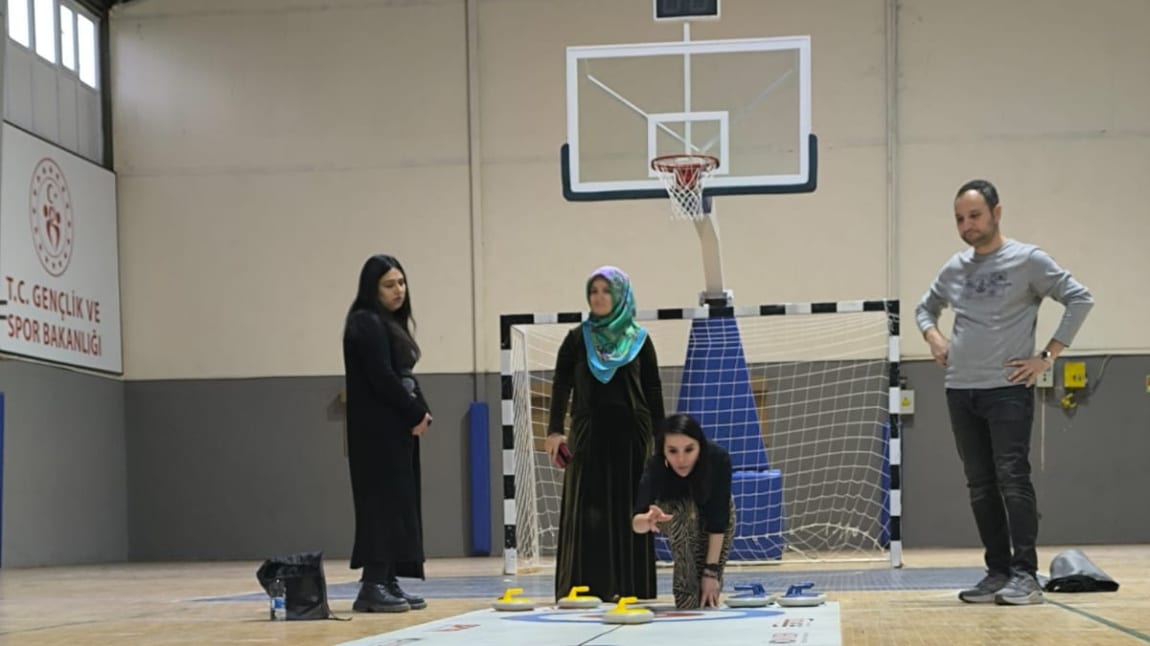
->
[110,0,1149,380]
[113,0,471,379]
[477,0,892,374]
[897,0,1150,357]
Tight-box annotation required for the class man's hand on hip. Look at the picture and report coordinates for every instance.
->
[924,328,949,367]
[1006,356,1051,387]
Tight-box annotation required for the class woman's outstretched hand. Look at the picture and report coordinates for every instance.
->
[643,505,673,533]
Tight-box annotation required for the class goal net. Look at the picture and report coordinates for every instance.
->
[501,302,900,574]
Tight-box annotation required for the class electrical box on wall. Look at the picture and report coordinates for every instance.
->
[1036,364,1054,388]
[899,389,915,415]
[1064,361,1087,389]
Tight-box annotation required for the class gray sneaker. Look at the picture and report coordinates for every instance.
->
[994,570,1045,606]
[958,571,1010,603]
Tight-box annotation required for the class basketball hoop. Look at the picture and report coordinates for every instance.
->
[650,154,720,221]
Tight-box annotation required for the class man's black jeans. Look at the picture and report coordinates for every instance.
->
[946,385,1038,576]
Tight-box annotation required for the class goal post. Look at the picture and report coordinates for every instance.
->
[499,300,902,576]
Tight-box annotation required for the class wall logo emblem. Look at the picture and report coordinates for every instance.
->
[29,157,75,276]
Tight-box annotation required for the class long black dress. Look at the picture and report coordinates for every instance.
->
[549,326,664,601]
[343,309,429,579]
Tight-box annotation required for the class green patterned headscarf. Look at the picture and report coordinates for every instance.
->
[581,266,648,383]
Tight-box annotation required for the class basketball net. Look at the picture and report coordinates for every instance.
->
[651,154,720,221]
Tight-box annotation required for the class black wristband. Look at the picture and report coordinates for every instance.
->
[703,562,722,575]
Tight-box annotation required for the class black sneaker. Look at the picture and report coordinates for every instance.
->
[958,571,1010,603]
[994,570,1044,606]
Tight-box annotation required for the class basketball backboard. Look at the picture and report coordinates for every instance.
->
[561,35,816,202]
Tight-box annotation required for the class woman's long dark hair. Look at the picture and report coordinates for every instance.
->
[647,413,713,504]
[347,254,420,359]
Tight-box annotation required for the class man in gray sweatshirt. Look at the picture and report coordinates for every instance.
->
[915,179,1093,606]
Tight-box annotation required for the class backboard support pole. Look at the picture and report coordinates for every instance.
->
[694,196,732,307]
[681,21,729,306]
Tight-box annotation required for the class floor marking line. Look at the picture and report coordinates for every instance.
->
[575,624,622,646]
[1047,598,1150,643]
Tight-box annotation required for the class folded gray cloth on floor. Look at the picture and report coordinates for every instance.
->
[1044,549,1120,593]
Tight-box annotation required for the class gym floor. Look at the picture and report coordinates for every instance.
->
[2,545,1147,645]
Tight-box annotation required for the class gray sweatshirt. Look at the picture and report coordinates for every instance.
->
[915,239,1094,389]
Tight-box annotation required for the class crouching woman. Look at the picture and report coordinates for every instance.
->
[632,413,735,609]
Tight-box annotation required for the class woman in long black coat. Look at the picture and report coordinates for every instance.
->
[545,266,663,603]
[343,254,432,613]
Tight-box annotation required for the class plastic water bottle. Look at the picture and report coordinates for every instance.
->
[269,578,287,621]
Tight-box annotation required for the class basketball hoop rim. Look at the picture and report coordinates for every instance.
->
[649,153,721,173]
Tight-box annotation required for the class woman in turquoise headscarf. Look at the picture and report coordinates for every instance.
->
[545,266,665,603]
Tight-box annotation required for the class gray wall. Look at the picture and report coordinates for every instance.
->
[901,355,1150,547]
[0,360,127,567]
[4,354,1145,567]
[124,374,498,562]
[119,355,1150,564]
